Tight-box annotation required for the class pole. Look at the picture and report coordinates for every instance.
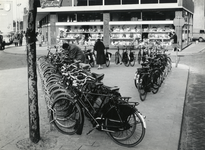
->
[26,0,40,143]
[16,0,17,32]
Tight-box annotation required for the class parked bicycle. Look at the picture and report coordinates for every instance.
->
[51,66,146,147]
[84,48,96,67]
[105,48,112,67]
[134,42,172,101]
[115,46,136,67]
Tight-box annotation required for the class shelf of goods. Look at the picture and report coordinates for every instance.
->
[110,25,141,47]
[143,25,173,47]
[56,23,173,48]
[57,25,103,46]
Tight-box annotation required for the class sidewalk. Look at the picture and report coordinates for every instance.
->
[0,42,205,150]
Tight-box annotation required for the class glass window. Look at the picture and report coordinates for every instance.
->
[160,0,177,3]
[141,0,158,4]
[77,13,103,22]
[110,11,141,21]
[105,0,120,5]
[74,0,87,6]
[61,0,72,6]
[58,14,68,22]
[142,11,175,20]
[89,0,102,5]
[122,0,139,4]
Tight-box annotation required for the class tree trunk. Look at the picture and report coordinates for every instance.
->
[26,0,40,143]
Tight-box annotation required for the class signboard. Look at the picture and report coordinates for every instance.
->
[40,0,63,8]
[0,1,13,33]
[173,18,185,27]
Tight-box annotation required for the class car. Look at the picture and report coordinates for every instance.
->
[192,30,205,42]
[0,33,13,50]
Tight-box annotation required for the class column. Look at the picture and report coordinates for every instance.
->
[103,12,110,48]
[49,13,57,46]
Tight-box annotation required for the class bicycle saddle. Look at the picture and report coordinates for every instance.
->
[91,72,104,81]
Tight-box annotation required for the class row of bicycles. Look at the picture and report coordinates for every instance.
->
[37,47,146,147]
[133,42,172,101]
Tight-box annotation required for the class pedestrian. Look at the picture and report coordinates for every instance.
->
[62,42,85,63]
[170,31,178,51]
[18,32,23,46]
[13,34,19,46]
[94,36,106,69]
[37,33,43,47]
[170,31,180,67]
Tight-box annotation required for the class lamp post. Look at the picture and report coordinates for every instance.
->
[16,3,21,32]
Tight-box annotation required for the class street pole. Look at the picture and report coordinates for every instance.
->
[26,0,40,143]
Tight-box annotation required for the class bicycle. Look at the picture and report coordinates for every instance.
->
[50,64,146,147]
[114,46,122,65]
[127,46,136,67]
[105,48,112,67]
[137,65,162,101]
[84,49,95,67]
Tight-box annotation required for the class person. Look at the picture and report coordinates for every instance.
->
[13,33,19,47]
[37,33,43,47]
[18,32,23,46]
[170,31,178,51]
[62,43,85,63]
[94,37,106,69]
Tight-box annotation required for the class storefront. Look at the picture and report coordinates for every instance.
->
[36,0,194,49]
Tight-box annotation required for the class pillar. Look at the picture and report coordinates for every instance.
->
[103,12,110,48]
[49,13,57,46]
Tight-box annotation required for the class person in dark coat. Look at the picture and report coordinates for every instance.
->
[170,32,178,51]
[94,38,106,69]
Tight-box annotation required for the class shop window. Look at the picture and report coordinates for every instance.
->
[61,0,72,6]
[160,0,177,3]
[122,0,139,4]
[141,0,158,4]
[110,11,141,21]
[105,0,120,5]
[89,0,102,5]
[74,0,87,6]
[58,14,68,22]
[77,13,103,22]
[142,11,175,20]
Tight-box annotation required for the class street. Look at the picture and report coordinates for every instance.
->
[0,43,205,150]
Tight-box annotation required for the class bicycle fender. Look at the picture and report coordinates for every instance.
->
[75,102,84,135]
[137,112,146,129]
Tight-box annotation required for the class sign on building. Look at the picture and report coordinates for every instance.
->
[0,1,13,33]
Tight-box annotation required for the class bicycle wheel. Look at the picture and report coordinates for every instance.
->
[51,98,84,135]
[151,69,161,94]
[129,57,136,67]
[129,52,136,67]
[115,52,121,65]
[106,112,146,147]
[137,52,141,64]
[138,74,147,101]
[134,73,140,89]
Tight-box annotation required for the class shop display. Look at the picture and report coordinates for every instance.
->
[57,25,103,46]
[110,25,142,46]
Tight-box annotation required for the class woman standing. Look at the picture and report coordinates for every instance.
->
[94,38,106,69]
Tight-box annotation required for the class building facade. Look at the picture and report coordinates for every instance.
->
[0,1,13,33]
[193,0,205,32]
[36,0,194,49]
